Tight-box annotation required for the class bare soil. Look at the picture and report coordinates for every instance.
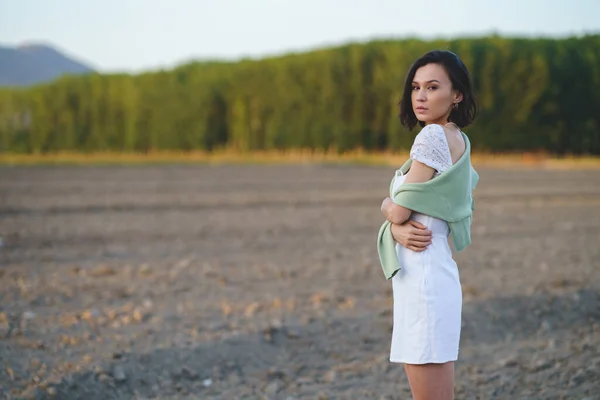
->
[1,165,599,399]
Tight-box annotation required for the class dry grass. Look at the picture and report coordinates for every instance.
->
[1,149,600,169]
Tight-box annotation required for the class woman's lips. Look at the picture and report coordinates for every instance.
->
[415,107,427,113]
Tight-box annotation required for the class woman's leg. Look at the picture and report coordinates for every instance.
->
[404,362,455,400]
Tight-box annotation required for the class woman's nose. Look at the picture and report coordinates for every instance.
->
[415,89,426,101]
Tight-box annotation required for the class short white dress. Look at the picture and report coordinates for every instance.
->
[389,124,462,364]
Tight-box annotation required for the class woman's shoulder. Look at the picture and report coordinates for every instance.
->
[418,123,464,135]
[414,124,447,142]
[413,124,448,146]
[411,124,454,171]
[419,123,447,134]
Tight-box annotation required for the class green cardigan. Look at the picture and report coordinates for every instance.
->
[377,132,479,280]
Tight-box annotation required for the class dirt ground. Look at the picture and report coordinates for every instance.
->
[1,164,599,400]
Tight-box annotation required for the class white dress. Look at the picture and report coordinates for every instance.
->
[389,124,462,364]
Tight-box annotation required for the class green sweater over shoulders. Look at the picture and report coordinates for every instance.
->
[377,131,479,280]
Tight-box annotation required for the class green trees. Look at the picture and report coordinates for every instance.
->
[1,35,598,154]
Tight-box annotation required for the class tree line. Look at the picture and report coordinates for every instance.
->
[1,35,599,155]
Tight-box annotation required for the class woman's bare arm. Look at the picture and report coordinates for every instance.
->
[381,160,437,224]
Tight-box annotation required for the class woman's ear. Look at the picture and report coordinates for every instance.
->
[454,91,464,104]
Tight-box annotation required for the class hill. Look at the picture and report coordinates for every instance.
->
[0,43,95,87]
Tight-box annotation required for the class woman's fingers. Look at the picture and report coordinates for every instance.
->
[407,220,428,230]
[410,235,432,243]
[409,245,427,252]
[411,228,433,236]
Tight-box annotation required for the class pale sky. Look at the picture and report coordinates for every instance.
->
[1,0,598,73]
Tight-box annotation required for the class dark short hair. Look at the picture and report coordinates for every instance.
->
[399,50,478,130]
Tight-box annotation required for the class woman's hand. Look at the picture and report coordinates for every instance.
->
[391,220,432,252]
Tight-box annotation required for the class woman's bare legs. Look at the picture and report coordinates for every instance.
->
[404,362,455,400]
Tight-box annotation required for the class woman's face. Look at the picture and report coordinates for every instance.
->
[411,63,462,126]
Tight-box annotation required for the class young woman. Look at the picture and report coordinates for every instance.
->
[380,50,478,400]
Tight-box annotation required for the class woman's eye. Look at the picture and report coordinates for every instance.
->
[412,86,419,91]
[428,86,438,90]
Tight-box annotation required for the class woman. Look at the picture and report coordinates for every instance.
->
[379,50,478,400]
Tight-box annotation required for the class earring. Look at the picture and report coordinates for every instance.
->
[453,103,459,110]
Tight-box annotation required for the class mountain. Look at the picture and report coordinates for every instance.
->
[0,43,95,87]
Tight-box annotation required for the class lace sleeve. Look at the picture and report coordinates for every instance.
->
[409,124,453,173]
